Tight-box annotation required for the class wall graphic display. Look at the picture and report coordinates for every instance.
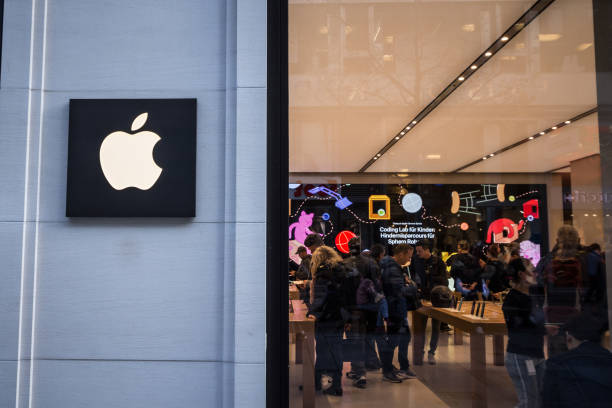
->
[288,184,548,261]
[66,99,197,217]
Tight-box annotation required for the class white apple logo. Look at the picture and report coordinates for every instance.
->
[99,112,163,190]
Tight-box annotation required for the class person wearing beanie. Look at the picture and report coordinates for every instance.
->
[542,313,612,408]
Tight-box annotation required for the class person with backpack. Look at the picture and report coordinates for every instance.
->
[503,257,546,408]
[308,245,348,396]
[448,240,482,300]
[379,244,419,382]
[538,226,584,357]
[342,237,379,389]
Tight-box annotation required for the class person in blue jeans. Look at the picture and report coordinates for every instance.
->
[502,258,545,408]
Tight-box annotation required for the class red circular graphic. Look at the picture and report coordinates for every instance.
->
[335,230,357,254]
[460,222,469,231]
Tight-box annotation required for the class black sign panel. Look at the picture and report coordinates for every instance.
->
[66,99,197,217]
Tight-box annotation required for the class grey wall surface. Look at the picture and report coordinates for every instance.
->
[0,0,266,407]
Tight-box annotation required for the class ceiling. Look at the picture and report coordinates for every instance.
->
[289,0,599,173]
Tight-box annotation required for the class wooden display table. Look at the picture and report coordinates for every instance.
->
[289,300,315,408]
[412,301,507,408]
[289,284,300,300]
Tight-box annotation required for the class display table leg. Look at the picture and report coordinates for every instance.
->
[295,332,304,364]
[412,311,427,365]
[493,335,505,366]
[454,328,464,345]
[470,332,487,408]
[302,322,315,408]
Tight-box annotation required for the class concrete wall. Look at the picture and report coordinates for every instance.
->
[0,0,266,407]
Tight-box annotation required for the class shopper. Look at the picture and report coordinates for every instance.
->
[502,258,546,408]
[448,240,481,300]
[308,245,348,396]
[343,237,378,389]
[379,244,418,382]
[414,240,448,364]
[364,243,386,370]
[542,314,612,408]
[481,244,508,296]
[583,243,607,319]
[538,226,583,357]
[294,246,312,281]
[304,233,324,306]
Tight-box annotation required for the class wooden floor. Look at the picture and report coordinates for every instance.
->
[289,326,519,408]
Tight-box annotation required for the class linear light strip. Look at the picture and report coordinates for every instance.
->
[358,0,557,173]
[451,108,598,173]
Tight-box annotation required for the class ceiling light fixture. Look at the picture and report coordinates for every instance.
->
[458,76,465,81]
[406,126,411,130]
[539,33,562,42]
[359,0,557,173]
[426,154,441,160]
[451,107,597,173]
[400,131,405,135]
[577,42,593,51]
[395,136,400,140]
[462,24,475,32]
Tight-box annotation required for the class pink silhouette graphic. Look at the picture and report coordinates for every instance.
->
[289,211,315,244]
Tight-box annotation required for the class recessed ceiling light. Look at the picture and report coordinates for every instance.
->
[462,24,475,32]
[592,214,597,217]
[515,23,525,30]
[540,131,546,135]
[552,126,557,130]
[485,51,492,57]
[501,36,509,42]
[373,157,377,160]
[377,153,381,157]
[482,157,487,160]
[458,76,465,81]
[426,154,441,160]
[395,136,400,140]
[539,33,561,42]
[412,121,417,125]
[489,153,494,157]
[577,42,593,51]
[529,136,534,140]
[565,120,571,124]
[470,65,478,70]
[396,173,409,177]
[584,213,589,217]
[400,131,405,135]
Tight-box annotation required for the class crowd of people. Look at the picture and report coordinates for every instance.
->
[288,225,612,406]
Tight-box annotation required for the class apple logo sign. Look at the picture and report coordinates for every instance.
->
[66,98,197,217]
[99,112,163,190]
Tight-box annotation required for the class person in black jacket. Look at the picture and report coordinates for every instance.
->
[379,244,418,382]
[343,237,380,389]
[542,313,612,408]
[502,258,545,408]
[309,246,348,396]
[447,240,482,300]
[482,244,508,295]
[415,241,448,365]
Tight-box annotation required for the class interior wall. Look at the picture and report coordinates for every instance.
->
[570,154,605,246]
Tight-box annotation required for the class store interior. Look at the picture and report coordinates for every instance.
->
[287,0,608,407]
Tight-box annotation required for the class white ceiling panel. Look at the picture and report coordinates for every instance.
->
[289,0,536,172]
[464,112,599,173]
[368,0,596,173]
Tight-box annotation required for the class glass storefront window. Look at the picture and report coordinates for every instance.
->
[286,1,612,407]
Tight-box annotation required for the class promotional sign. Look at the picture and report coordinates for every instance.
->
[66,99,197,217]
